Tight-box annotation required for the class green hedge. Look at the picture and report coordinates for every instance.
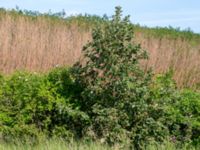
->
[0,68,199,148]
[0,68,90,144]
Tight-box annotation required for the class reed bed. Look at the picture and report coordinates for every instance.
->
[0,10,200,88]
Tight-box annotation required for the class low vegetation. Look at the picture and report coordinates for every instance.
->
[0,7,200,149]
[0,68,199,149]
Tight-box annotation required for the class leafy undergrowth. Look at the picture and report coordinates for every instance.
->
[0,63,200,149]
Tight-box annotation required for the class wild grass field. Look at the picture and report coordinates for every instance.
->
[0,8,200,88]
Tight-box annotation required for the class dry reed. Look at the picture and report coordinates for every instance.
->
[0,12,200,88]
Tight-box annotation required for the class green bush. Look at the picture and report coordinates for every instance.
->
[151,71,200,146]
[0,68,90,143]
[174,90,200,145]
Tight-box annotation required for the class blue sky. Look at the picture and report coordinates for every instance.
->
[0,0,200,33]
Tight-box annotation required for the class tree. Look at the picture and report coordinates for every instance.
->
[72,6,167,148]
[73,6,148,108]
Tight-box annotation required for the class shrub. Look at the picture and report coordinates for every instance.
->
[0,68,90,143]
[151,71,200,146]
[175,90,200,145]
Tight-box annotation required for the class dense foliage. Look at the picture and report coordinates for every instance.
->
[0,7,200,149]
[0,68,90,144]
[0,69,199,149]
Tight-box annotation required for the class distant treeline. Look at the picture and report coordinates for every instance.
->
[1,6,200,38]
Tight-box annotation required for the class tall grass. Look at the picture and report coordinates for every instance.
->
[0,8,200,88]
[0,139,110,150]
[0,138,198,150]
